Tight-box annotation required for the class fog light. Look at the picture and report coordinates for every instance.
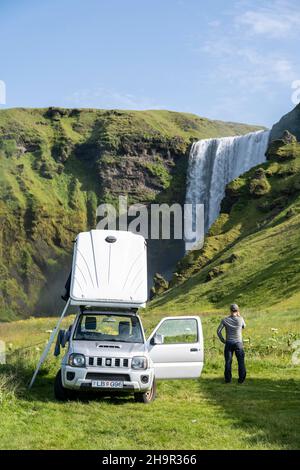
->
[141,375,149,384]
[66,371,75,381]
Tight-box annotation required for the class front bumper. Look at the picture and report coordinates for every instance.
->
[61,365,154,393]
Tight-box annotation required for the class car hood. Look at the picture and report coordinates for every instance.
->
[70,340,147,357]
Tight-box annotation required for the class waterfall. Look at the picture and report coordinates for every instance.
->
[185,130,270,251]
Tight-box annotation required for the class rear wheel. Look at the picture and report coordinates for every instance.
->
[54,369,76,401]
[134,378,157,404]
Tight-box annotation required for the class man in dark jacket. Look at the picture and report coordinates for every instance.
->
[217,304,246,384]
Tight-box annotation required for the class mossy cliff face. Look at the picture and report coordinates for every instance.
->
[0,108,260,320]
[270,104,300,141]
[149,131,300,313]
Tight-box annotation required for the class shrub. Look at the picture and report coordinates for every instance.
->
[150,273,169,298]
[285,208,298,219]
[269,196,289,211]
[0,373,19,404]
[268,142,298,162]
[278,163,298,177]
[0,139,18,158]
[253,167,266,180]
[257,200,271,213]
[221,178,246,213]
[44,107,69,120]
[249,177,271,197]
[206,266,226,282]
[265,163,280,177]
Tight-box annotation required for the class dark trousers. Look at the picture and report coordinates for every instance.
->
[224,341,246,383]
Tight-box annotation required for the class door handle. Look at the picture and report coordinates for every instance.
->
[190,348,199,352]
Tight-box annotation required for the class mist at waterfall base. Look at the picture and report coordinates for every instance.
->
[185,130,271,251]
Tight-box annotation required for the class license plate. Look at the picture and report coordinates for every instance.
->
[92,380,123,389]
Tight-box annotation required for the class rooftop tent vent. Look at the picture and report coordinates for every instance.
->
[105,235,117,243]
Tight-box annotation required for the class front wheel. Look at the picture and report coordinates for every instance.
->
[54,369,76,401]
[134,378,157,404]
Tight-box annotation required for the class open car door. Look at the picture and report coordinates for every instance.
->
[147,316,204,379]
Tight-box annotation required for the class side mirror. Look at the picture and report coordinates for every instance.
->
[150,333,164,346]
[54,327,71,357]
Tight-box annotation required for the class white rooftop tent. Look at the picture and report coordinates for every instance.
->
[70,230,148,309]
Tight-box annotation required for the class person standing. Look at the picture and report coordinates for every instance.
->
[217,304,246,383]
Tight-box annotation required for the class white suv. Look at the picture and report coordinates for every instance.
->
[55,310,204,404]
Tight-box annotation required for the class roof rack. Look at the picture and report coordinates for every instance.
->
[79,306,138,315]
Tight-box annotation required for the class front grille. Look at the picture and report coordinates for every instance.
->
[87,356,129,368]
[85,373,131,381]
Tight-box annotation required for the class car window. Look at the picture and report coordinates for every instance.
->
[74,314,143,343]
[155,318,198,344]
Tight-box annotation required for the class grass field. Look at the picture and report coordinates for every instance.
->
[0,308,299,450]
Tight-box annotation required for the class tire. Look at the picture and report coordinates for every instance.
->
[54,369,76,401]
[134,378,157,404]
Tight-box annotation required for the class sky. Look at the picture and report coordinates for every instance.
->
[0,0,300,127]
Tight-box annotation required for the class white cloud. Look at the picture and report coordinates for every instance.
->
[201,38,298,94]
[66,87,164,110]
[235,2,300,38]
[190,1,300,124]
[200,1,300,92]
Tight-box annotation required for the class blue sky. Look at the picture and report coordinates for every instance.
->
[0,0,300,127]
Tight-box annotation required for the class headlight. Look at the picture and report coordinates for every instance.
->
[68,353,86,368]
[131,356,148,370]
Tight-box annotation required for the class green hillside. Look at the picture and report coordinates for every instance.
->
[0,107,261,320]
[149,132,300,314]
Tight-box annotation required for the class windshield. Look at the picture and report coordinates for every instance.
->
[74,314,144,343]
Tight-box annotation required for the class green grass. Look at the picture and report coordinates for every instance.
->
[0,308,299,450]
